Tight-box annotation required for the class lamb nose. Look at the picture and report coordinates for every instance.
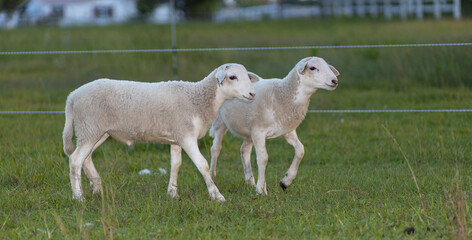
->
[249,92,256,98]
[331,79,338,85]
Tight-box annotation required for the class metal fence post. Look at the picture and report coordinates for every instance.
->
[170,0,178,80]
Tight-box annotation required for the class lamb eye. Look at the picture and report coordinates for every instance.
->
[310,66,317,71]
[229,75,237,80]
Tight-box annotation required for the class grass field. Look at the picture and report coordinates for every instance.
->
[1,18,472,239]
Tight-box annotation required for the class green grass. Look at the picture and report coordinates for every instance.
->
[1,18,472,239]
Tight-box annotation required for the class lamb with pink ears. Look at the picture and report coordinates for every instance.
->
[209,57,340,195]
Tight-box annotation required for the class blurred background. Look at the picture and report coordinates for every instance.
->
[1,0,471,96]
[1,1,472,238]
[0,0,470,27]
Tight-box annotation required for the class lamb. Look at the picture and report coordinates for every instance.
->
[209,57,339,195]
[62,63,259,202]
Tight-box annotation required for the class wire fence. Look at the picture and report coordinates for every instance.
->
[1,109,471,115]
[1,42,471,115]
[307,109,472,113]
[1,43,471,55]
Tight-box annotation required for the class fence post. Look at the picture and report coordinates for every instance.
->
[170,0,178,79]
[433,0,441,19]
[416,0,423,20]
[453,0,461,20]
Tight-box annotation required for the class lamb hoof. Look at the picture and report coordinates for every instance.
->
[167,188,179,199]
[245,177,256,187]
[72,194,85,202]
[255,186,268,195]
[92,189,101,195]
[216,195,226,202]
[280,182,287,191]
[211,194,226,202]
[209,190,226,202]
[92,185,102,194]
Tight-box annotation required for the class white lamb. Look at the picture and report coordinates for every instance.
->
[209,57,339,195]
[62,63,258,202]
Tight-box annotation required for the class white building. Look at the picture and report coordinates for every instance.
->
[18,0,138,26]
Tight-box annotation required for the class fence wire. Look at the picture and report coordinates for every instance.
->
[307,109,472,113]
[1,109,471,115]
[1,42,471,114]
[1,43,471,55]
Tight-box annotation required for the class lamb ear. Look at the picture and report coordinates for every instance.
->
[248,72,260,83]
[216,71,225,86]
[216,66,227,86]
[329,65,340,76]
[296,59,309,75]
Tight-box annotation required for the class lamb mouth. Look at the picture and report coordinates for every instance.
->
[243,95,255,101]
[327,84,337,88]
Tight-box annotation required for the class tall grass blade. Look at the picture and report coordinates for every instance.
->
[382,124,425,210]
